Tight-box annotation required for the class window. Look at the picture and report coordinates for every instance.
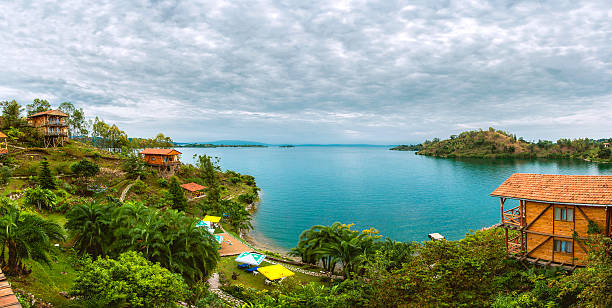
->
[554,207,573,221]
[554,240,573,253]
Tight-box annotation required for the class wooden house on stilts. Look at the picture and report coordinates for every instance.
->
[492,173,612,269]
[139,148,182,175]
[27,110,69,147]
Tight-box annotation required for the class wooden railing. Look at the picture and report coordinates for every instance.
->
[502,204,523,226]
[507,233,525,255]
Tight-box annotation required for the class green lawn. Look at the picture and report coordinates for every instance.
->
[217,256,323,291]
[9,246,77,307]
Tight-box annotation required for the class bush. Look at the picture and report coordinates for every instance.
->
[0,166,11,185]
[156,178,168,188]
[70,159,100,178]
[70,251,188,307]
[229,176,241,184]
[238,192,257,204]
[131,179,147,194]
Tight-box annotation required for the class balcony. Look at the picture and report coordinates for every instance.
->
[45,121,67,126]
[147,160,180,166]
[44,131,68,137]
[502,204,524,228]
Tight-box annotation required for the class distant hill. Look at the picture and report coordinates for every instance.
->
[198,140,268,146]
[398,128,611,162]
[390,144,423,151]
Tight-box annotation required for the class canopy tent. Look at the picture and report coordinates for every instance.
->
[196,220,212,228]
[203,215,221,223]
[257,264,295,280]
[234,252,266,266]
[214,234,223,244]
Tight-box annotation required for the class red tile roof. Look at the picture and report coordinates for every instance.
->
[139,148,182,155]
[180,182,207,192]
[0,132,7,138]
[0,149,7,155]
[28,110,69,118]
[491,173,612,206]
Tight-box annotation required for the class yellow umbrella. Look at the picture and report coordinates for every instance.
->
[257,264,295,281]
[203,215,221,223]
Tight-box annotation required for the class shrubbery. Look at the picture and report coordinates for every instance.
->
[70,251,187,307]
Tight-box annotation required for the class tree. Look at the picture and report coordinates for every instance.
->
[38,159,56,189]
[556,235,612,307]
[0,100,23,129]
[0,204,64,275]
[65,202,112,257]
[23,186,57,210]
[221,200,253,234]
[26,98,51,116]
[196,155,221,208]
[70,251,187,307]
[122,153,146,179]
[59,102,88,137]
[70,159,100,178]
[168,176,187,211]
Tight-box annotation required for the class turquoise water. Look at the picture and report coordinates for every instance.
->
[179,147,611,251]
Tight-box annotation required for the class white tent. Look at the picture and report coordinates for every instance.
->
[234,252,266,266]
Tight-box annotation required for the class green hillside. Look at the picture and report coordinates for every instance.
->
[393,128,611,162]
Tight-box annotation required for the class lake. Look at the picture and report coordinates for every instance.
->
[179,146,612,251]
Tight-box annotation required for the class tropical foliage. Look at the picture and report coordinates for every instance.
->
[291,222,382,278]
[70,251,187,307]
[65,201,220,283]
[23,186,57,211]
[0,199,64,275]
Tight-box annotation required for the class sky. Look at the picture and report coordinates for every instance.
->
[0,0,611,144]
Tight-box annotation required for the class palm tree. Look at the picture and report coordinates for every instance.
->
[65,202,112,257]
[0,205,64,275]
[168,220,219,283]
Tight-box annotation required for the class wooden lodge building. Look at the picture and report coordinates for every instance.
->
[27,110,69,147]
[180,182,207,199]
[492,173,612,268]
[139,148,182,174]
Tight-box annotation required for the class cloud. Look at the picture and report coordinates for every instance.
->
[0,0,610,143]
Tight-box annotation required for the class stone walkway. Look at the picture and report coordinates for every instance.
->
[207,273,244,307]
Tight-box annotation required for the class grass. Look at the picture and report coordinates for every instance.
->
[9,246,77,307]
[217,257,323,291]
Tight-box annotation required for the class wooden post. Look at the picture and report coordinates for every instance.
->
[504,228,509,252]
[500,198,506,224]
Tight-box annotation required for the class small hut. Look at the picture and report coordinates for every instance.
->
[0,132,8,155]
[180,182,207,199]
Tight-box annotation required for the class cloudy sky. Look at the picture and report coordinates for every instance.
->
[0,0,610,144]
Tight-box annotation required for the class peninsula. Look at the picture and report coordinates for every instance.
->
[392,128,612,163]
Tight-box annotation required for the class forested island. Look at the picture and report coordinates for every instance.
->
[392,128,612,162]
[0,99,610,308]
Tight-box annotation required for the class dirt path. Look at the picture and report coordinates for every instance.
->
[119,176,140,202]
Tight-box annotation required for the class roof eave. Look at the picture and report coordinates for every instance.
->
[489,194,612,207]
